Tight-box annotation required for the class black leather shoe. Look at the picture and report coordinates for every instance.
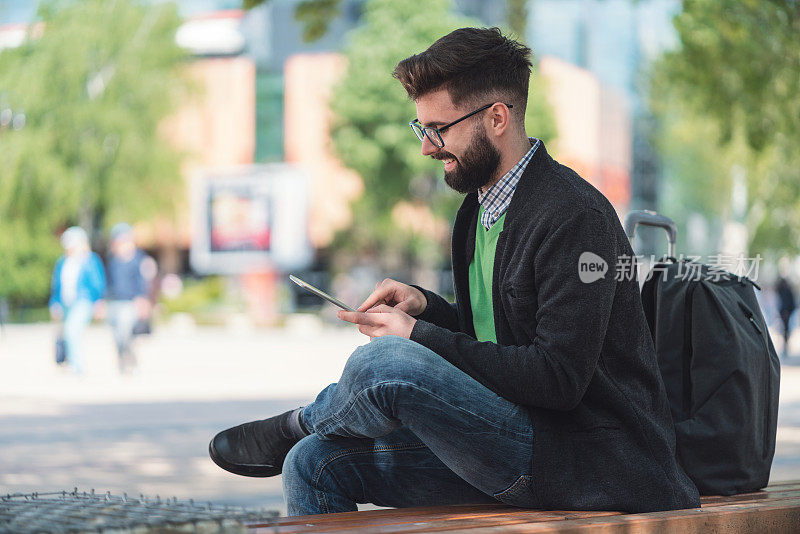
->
[209,410,301,477]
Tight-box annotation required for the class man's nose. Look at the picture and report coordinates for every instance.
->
[420,135,438,156]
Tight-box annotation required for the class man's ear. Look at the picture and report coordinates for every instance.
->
[488,102,511,137]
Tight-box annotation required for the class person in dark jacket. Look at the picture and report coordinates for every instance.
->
[208,27,700,515]
[106,223,156,373]
[776,275,796,358]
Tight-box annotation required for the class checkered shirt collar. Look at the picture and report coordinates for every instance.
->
[477,138,540,230]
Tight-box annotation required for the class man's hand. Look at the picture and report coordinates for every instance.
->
[50,304,63,321]
[93,300,106,321]
[134,296,151,319]
[358,279,427,316]
[337,304,417,340]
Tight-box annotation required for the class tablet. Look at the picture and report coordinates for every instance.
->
[289,275,357,312]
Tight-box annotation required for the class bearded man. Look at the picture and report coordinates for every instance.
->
[209,27,700,516]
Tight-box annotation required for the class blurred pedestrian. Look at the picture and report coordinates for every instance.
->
[105,223,156,373]
[49,227,106,374]
[776,275,796,358]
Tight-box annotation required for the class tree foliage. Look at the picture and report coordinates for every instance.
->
[0,221,61,308]
[651,0,800,254]
[0,0,189,305]
[661,0,800,151]
[244,0,340,42]
[506,0,528,38]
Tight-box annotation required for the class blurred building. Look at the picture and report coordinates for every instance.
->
[0,22,25,49]
[1,0,681,269]
[283,54,362,249]
[539,57,631,210]
[529,0,680,217]
[529,0,679,95]
[153,10,257,273]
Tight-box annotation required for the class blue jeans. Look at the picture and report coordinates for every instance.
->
[107,300,137,361]
[283,335,536,515]
[63,299,93,374]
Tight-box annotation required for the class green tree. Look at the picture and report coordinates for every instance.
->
[0,0,190,306]
[506,0,529,37]
[0,221,62,308]
[661,0,800,152]
[651,0,800,254]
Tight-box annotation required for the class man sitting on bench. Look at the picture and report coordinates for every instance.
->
[209,27,701,516]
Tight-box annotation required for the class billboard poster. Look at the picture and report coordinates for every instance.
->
[208,183,272,252]
[191,164,312,274]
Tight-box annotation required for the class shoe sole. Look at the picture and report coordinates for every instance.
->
[208,439,281,478]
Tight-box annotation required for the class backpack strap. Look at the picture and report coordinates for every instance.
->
[640,264,665,344]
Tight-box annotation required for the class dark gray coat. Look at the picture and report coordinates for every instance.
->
[410,143,700,513]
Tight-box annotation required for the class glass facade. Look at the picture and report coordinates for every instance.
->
[255,71,284,162]
[1,0,243,24]
[528,0,679,95]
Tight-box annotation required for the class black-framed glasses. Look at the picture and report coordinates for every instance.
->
[409,103,513,148]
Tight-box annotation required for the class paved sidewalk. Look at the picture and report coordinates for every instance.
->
[0,318,364,513]
[0,317,362,409]
[1,319,799,515]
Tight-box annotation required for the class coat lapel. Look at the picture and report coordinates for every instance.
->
[452,192,478,336]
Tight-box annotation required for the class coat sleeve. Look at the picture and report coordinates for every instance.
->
[135,252,149,298]
[89,253,107,301]
[410,208,618,410]
[410,285,461,333]
[49,258,64,308]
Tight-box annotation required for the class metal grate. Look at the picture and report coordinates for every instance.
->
[0,488,279,533]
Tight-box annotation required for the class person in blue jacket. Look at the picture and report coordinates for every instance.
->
[49,226,106,374]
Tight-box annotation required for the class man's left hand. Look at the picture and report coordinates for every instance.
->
[93,300,106,321]
[134,296,151,319]
[337,304,417,340]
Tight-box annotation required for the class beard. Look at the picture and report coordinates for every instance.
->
[434,127,502,194]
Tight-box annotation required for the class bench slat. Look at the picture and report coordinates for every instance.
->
[253,505,620,532]
[453,499,800,533]
[258,511,622,533]
[250,481,800,533]
[259,504,517,531]
[256,497,800,534]
[700,488,800,506]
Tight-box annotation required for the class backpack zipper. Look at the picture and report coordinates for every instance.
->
[739,302,772,458]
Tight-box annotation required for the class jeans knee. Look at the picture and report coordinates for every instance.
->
[344,336,424,387]
[283,435,366,515]
[282,435,320,497]
[283,435,361,515]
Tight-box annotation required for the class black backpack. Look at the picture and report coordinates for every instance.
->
[627,211,781,496]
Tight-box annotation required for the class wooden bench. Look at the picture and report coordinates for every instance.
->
[247,480,800,533]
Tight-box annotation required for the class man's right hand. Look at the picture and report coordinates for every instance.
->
[50,304,63,321]
[358,279,427,316]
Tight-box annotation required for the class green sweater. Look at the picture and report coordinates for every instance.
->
[469,207,506,343]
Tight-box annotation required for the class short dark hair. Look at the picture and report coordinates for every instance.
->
[393,27,532,118]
